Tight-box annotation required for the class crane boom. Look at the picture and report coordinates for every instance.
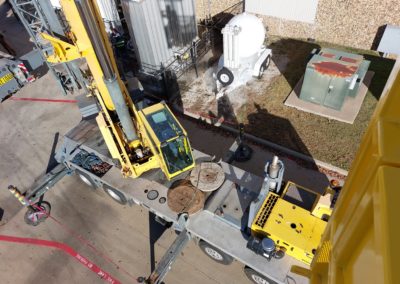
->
[42,0,194,179]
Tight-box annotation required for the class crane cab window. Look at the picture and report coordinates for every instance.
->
[146,109,193,174]
[147,109,183,142]
[161,136,193,174]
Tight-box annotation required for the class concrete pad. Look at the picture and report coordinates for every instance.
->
[284,71,374,124]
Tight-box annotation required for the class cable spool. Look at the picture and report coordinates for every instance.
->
[189,162,225,192]
[167,180,205,215]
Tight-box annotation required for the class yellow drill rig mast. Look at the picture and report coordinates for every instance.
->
[42,0,194,179]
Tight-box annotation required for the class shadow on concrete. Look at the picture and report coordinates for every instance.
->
[45,132,60,174]
[148,212,169,272]
[371,24,386,51]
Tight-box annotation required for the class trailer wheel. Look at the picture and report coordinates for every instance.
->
[103,184,127,205]
[257,56,271,79]
[77,171,97,188]
[244,267,278,284]
[24,201,51,226]
[217,67,234,86]
[264,55,271,69]
[198,240,233,265]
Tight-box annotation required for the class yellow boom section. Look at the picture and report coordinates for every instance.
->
[45,0,117,111]
[42,0,194,179]
[308,60,400,283]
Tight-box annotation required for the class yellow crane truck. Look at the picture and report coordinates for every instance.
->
[7,0,399,283]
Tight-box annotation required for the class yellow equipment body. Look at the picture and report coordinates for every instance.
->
[251,182,332,265]
[41,0,194,180]
[307,61,400,284]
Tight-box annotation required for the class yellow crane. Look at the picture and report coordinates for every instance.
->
[12,0,399,282]
[41,0,194,180]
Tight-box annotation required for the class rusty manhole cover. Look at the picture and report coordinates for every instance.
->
[167,180,205,215]
[190,162,225,192]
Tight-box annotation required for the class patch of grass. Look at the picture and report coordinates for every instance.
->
[237,36,395,170]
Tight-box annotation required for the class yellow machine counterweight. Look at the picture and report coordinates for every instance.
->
[42,0,194,179]
[251,182,332,265]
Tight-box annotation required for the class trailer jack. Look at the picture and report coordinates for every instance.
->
[8,163,71,226]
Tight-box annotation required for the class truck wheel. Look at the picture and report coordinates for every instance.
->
[217,67,234,86]
[244,267,278,284]
[198,240,233,265]
[103,184,127,205]
[77,171,97,188]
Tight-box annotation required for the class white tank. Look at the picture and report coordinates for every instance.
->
[226,13,265,58]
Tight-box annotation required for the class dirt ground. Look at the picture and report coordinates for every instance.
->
[177,35,395,170]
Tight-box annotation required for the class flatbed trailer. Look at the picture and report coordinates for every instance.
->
[23,117,308,284]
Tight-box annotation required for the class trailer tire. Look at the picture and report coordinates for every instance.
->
[217,67,234,86]
[103,184,127,205]
[77,171,97,189]
[257,56,270,79]
[199,240,233,265]
[24,201,51,226]
[244,267,278,284]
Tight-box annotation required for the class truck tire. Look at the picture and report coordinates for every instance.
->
[198,240,233,265]
[103,184,127,205]
[77,171,97,189]
[217,67,234,86]
[244,267,278,284]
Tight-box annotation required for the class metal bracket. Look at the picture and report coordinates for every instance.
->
[41,33,82,63]
[247,158,285,229]
[24,163,71,204]
[146,228,191,284]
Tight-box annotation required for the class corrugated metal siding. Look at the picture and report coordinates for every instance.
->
[245,0,319,24]
[122,0,197,72]
[96,0,122,32]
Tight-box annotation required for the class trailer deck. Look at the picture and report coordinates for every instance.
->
[55,118,310,283]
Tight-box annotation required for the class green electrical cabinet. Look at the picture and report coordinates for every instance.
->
[299,48,370,110]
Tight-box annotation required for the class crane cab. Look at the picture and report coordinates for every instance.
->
[139,102,194,179]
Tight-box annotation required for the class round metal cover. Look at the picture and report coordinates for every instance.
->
[190,162,225,192]
[167,180,205,215]
[147,190,159,200]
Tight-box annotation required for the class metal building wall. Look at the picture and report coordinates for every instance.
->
[96,0,122,33]
[245,0,319,24]
[121,0,197,72]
